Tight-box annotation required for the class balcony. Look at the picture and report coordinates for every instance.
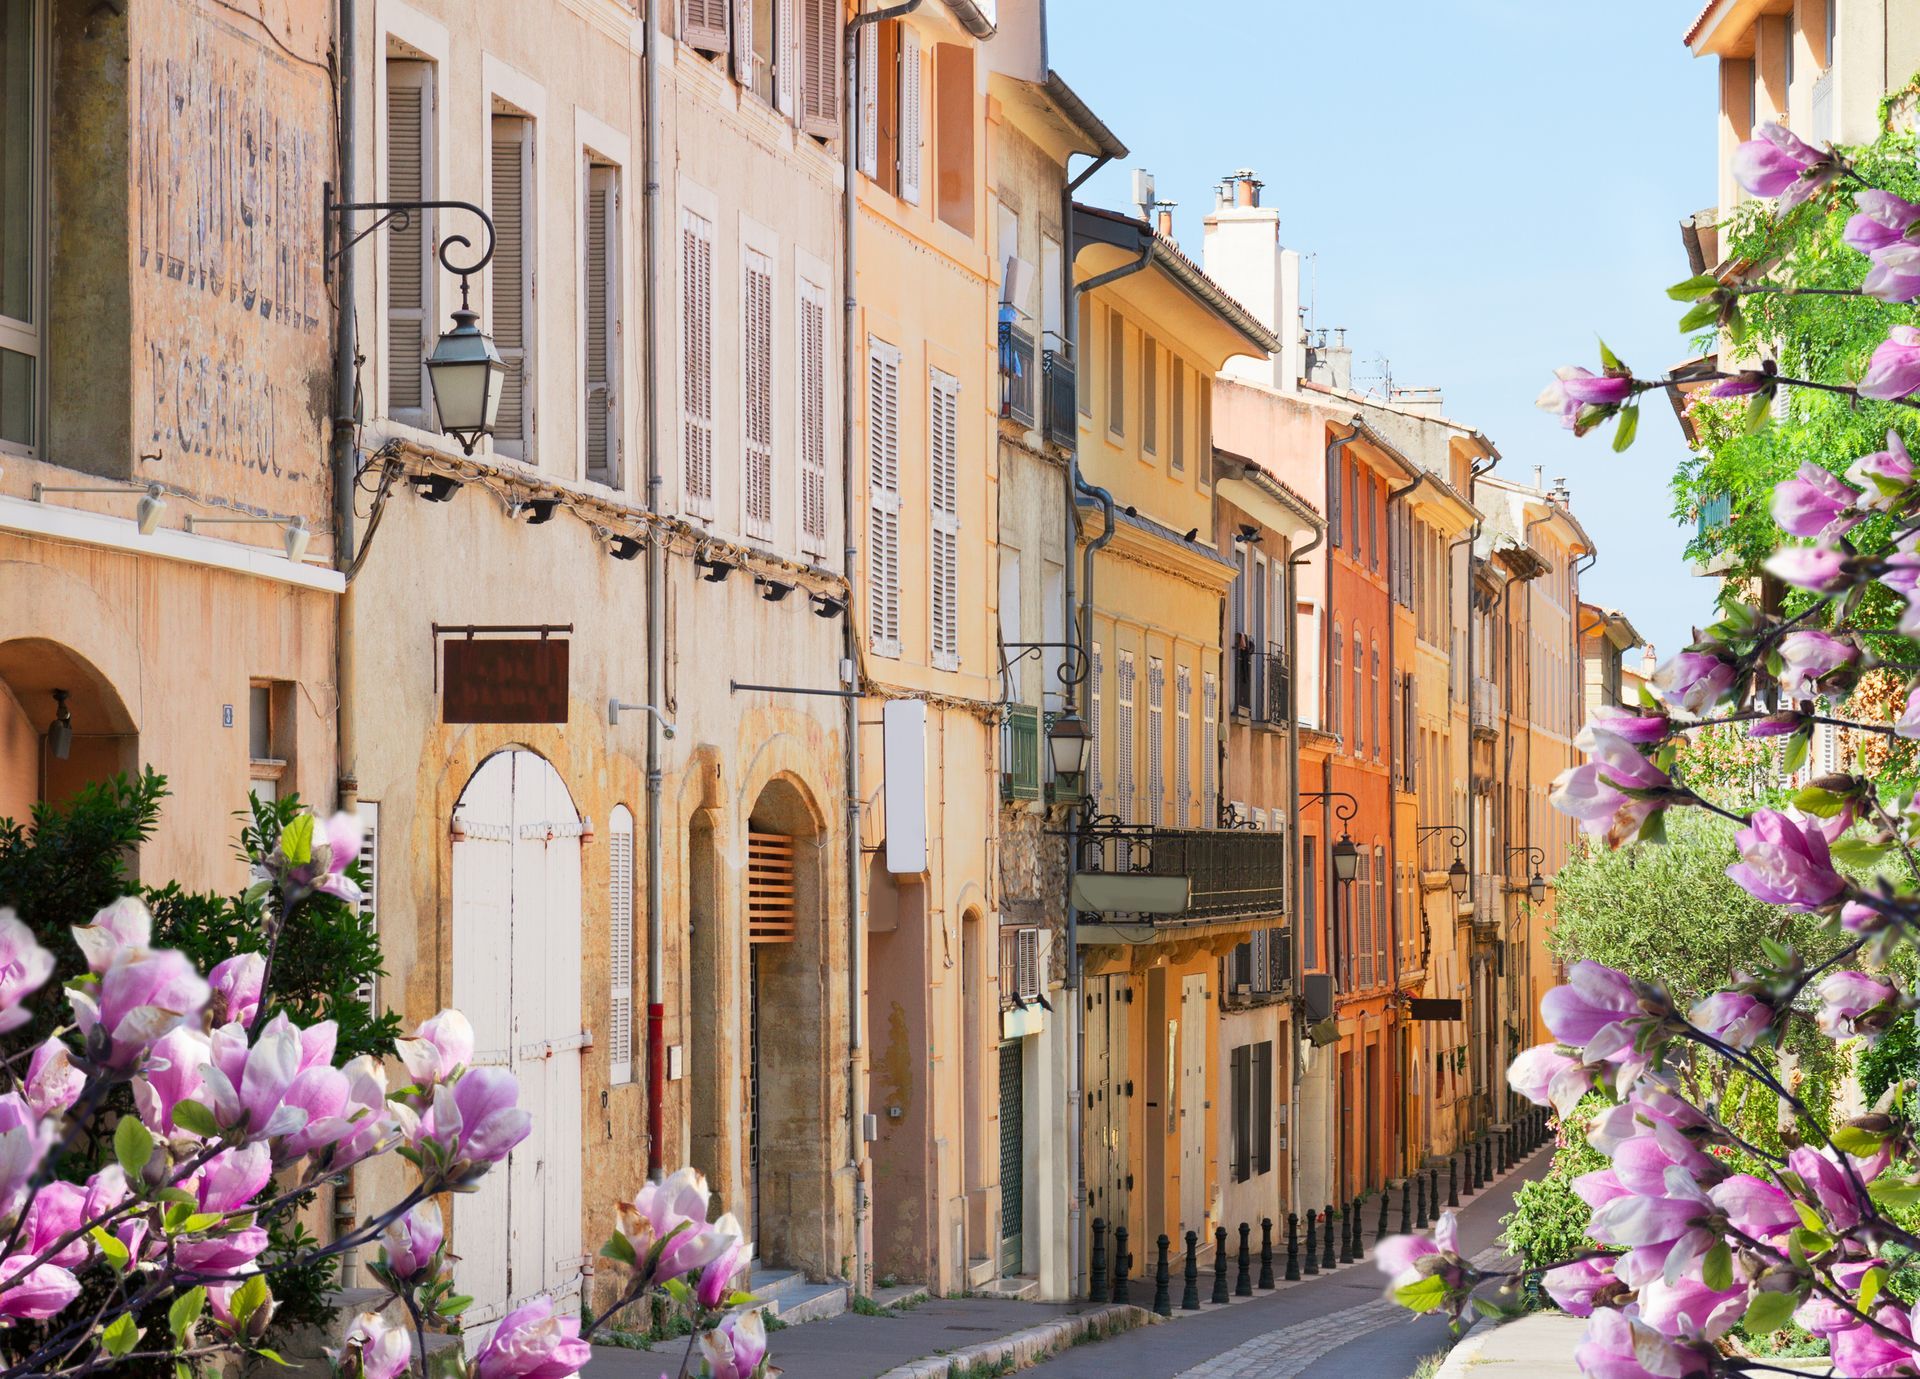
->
[1227,926,1292,1004]
[1471,676,1500,735]
[1002,703,1042,801]
[1042,344,1076,449]
[999,320,1036,429]
[1231,645,1291,726]
[1075,819,1289,926]
[1470,873,1503,933]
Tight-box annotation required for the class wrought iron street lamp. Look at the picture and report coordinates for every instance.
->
[1416,823,1471,899]
[1330,834,1360,884]
[1507,845,1548,905]
[1047,711,1090,783]
[1301,789,1361,884]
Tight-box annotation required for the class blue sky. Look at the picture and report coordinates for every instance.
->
[1046,0,1720,664]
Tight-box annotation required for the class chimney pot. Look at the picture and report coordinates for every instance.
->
[1155,208,1175,241]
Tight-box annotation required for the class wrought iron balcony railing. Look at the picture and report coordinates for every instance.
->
[1042,345,1076,449]
[1231,645,1290,726]
[999,320,1036,428]
[1075,809,1289,924]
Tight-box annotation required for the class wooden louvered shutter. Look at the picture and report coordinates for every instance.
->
[1201,670,1218,824]
[357,802,380,1012]
[683,0,729,52]
[1253,1042,1272,1174]
[1090,642,1104,809]
[776,0,797,117]
[1175,665,1191,827]
[608,806,634,1084]
[1146,658,1164,824]
[1230,1044,1250,1182]
[1015,928,1039,998]
[857,23,879,177]
[733,0,755,91]
[681,209,715,514]
[490,116,531,457]
[801,0,839,138]
[747,833,797,944]
[929,368,960,670]
[897,25,922,205]
[584,165,619,485]
[1116,652,1135,823]
[867,338,902,656]
[386,64,431,425]
[743,248,774,539]
[798,279,828,554]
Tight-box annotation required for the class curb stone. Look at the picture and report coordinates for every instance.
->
[872,1303,1153,1379]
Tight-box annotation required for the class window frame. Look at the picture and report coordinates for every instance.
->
[0,0,45,458]
[582,159,622,486]
[488,111,537,462]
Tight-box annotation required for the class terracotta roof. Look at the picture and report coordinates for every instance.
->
[1682,0,1723,46]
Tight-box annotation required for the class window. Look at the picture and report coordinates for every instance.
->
[932,42,972,234]
[1331,627,1343,741]
[859,20,918,199]
[385,61,435,429]
[1201,669,1218,825]
[683,0,729,52]
[866,338,903,656]
[929,368,960,669]
[1146,657,1165,825]
[1349,461,1361,554]
[1106,308,1124,437]
[1371,643,1381,760]
[1366,475,1378,571]
[608,805,635,1084]
[1170,361,1185,471]
[680,208,715,512]
[746,0,779,107]
[1116,650,1136,822]
[798,278,829,554]
[1327,439,1343,548]
[1141,336,1158,454]
[1302,844,1319,972]
[0,0,37,454]
[1197,383,1213,488]
[1374,843,1389,981]
[1075,299,1091,417]
[742,247,774,538]
[248,682,292,805]
[1176,665,1192,826]
[490,114,534,459]
[1091,642,1104,808]
[799,0,840,138]
[584,162,621,485]
[357,802,381,1011]
[1229,1043,1272,1182]
[1351,624,1364,756]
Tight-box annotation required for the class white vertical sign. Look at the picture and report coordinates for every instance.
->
[883,699,929,874]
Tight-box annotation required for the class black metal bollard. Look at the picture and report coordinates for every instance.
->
[1376,1189,1389,1243]
[1477,1136,1489,1186]
[1399,1178,1412,1232]
[1321,1203,1337,1271]
[1236,1222,1253,1296]
[1258,1218,1275,1289]
[1182,1230,1201,1310]
[1090,1217,1109,1302]
[1213,1226,1230,1304]
[1113,1226,1131,1306]
[1496,1128,1508,1173]
[1153,1234,1172,1317]
[1448,1154,1460,1207]
[1352,1196,1366,1260]
[1338,1203,1354,1263]
[1303,1209,1320,1275]
[1415,1172,1428,1229]
[1285,1213,1301,1281]
[1429,1169,1441,1221]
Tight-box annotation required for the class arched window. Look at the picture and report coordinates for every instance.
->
[608,804,635,1084]
[1371,642,1382,760]
[1352,623,1364,757]
[1374,843,1388,980]
[1331,627,1344,742]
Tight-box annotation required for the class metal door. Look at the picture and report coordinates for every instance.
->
[997,1040,1023,1275]
[1178,974,1207,1234]
[452,751,586,1339]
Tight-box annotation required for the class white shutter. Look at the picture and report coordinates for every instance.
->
[1015,928,1039,998]
[798,279,829,554]
[1116,651,1135,823]
[1176,665,1191,827]
[1147,657,1165,825]
[490,116,533,458]
[743,247,774,539]
[681,209,715,514]
[857,23,878,178]
[584,165,619,485]
[357,802,381,1012]
[385,63,432,425]
[867,338,902,657]
[1090,642,1103,811]
[733,0,755,91]
[897,26,922,205]
[801,0,839,139]
[682,0,729,52]
[608,806,634,1086]
[929,367,960,671]
[1202,670,1218,826]
[776,0,798,117]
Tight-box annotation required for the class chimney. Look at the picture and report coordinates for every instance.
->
[1200,165,1301,393]
[1155,207,1176,241]
[1533,464,1544,491]
[1551,476,1572,506]
[1305,328,1352,393]
[1641,644,1657,678]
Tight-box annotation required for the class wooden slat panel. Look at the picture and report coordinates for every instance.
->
[747,833,797,944]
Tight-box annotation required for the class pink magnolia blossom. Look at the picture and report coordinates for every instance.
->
[1790,1145,1871,1234]
[1610,1124,1721,1196]
[1506,1044,1591,1116]
[1772,463,1864,541]
[1551,726,1672,849]
[336,1312,413,1379]
[615,1168,743,1284]
[397,1008,476,1091]
[1707,1174,1801,1244]
[417,1067,533,1187]
[1586,1087,1712,1158]
[1728,809,1847,910]
[1649,652,1737,716]
[1541,1257,1616,1317]
[202,1014,321,1139]
[1795,1259,1887,1339]
[265,811,363,905]
[1896,683,1920,739]
[1572,1168,1633,1212]
[134,1025,210,1136]
[696,1232,750,1310]
[207,952,265,1029]
[1777,630,1859,701]
[1864,243,1920,303]
[1861,325,1920,402]
[1637,1274,1749,1341]
[1829,1303,1920,1376]
[19,1182,90,1268]
[1538,367,1622,433]
[0,913,52,1036]
[1731,122,1837,208]
[473,1295,592,1379]
[1765,544,1850,593]
[1748,710,1809,738]
[1709,372,1771,399]
[1688,990,1773,1050]
[379,1201,444,1283]
[699,1309,769,1379]
[1816,970,1898,1041]
[70,897,152,974]
[68,926,211,1069]
[1846,191,1920,254]
[1574,1307,1711,1379]
[1585,704,1671,745]
[1846,431,1914,508]
[24,1036,82,1119]
[1585,1165,1715,1284]
[172,1143,272,1273]
[1560,373,1635,407]
[1540,961,1643,1055]
[0,1257,81,1321]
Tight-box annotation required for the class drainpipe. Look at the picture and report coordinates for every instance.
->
[841,0,922,1297]
[642,0,667,1182]
[1381,468,1426,1176]
[330,0,360,1285]
[1282,502,1323,1221]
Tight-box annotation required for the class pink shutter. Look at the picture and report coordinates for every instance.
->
[743,249,774,539]
[682,0,728,52]
[801,0,840,139]
[681,210,714,514]
[799,280,829,553]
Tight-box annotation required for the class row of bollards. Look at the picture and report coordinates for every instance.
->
[1093,1106,1551,1317]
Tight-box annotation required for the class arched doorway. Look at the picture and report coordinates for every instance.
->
[450,750,586,1333]
[0,639,138,824]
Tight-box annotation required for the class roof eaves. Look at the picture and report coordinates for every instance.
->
[1683,0,1725,46]
[942,0,995,39]
[1074,203,1283,356]
[1043,71,1127,161]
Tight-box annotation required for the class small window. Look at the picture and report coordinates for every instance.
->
[1196,383,1213,488]
[248,681,293,805]
[608,805,635,1084]
[932,42,973,234]
[742,247,775,539]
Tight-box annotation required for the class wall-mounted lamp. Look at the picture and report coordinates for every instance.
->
[1047,711,1090,783]
[513,497,559,525]
[33,482,167,536]
[1506,845,1548,905]
[409,473,462,504]
[46,689,72,761]
[811,593,847,619]
[695,553,734,583]
[605,532,644,562]
[1415,824,1471,900]
[609,698,676,738]
[185,513,311,562]
[757,577,795,603]
[1330,834,1360,884]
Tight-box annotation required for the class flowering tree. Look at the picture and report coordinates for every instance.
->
[1377,118,1920,1376]
[0,809,769,1379]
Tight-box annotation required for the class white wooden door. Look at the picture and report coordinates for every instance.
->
[1178,975,1207,1234]
[452,751,586,1338]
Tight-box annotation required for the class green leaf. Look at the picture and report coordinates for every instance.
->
[1831,1124,1888,1156]
[103,1314,141,1358]
[1781,728,1811,778]
[1702,1241,1733,1291]
[1867,1176,1920,1209]
[1793,1201,1824,1232]
[115,1116,155,1179]
[91,1226,130,1271]
[1860,1265,1889,1313]
[1723,303,1750,346]
[1743,1290,1797,1335]
[437,1294,474,1317]
[663,1276,693,1307]
[163,1201,193,1235]
[1792,785,1845,818]
[1678,301,1722,333]
[1790,1224,1832,1257]
[253,1349,289,1368]
[1612,405,1641,453]
[1472,1297,1504,1318]
[1668,274,1721,301]
[170,1100,220,1139]
[1394,1275,1449,1313]
[231,1275,270,1331]
[1832,837,1894,869]
[279,811,315,865]
[600,1232,637,1266]
[1597,338,1624,372]
[170,1286,207,1342]
[180,1212,224,1234]
[1743,389,1773,433]
[1759,935,1793,968]
[175,1361,192,1379]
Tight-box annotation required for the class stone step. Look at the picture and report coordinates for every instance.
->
[973,1275,1038,1300]
[745,1262,850,1326]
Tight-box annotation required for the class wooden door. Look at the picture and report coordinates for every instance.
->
[1178,974,1207,1235]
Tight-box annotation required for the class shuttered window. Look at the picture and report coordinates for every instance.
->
[584,163,620,486]
[385,62,433,426]
[1105,309,1123,436]
[1327,438,1343,547]
[681,209,715,514]
[798,278,828,554]
[1331,627,1343,741]
[930,368,960,670]
[747,832,798,944]
[1090,642,1103,811]
[800,0,839,138]
[1374,844,1389,984]
[1175,664,1191,827]
[1146,657,1165,824]
[490,115,534,459]
[1252,1041,1273,1174]
[1116,651,1135,823]
[1302,846,1319,972]
[1371,642,1382,760]
[1170,361,1185,471]
[1197,380,1213,488]
[743,247,774,539]
[867,338,903,657]
[1141,336,1157,454]
[357,802,381,1012]
[733,0,756,93]
[897,25,922,205]
[1201,670,1217,827]
[683,0,729,52]
[856,22,879,178]
[1230,1044,1251,1183]
[1352,624,1364,756]
[608,805,634,1084]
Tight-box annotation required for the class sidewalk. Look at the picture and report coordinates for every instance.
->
[1434,1312,1587,1379]
[584,1145,1554,1379]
